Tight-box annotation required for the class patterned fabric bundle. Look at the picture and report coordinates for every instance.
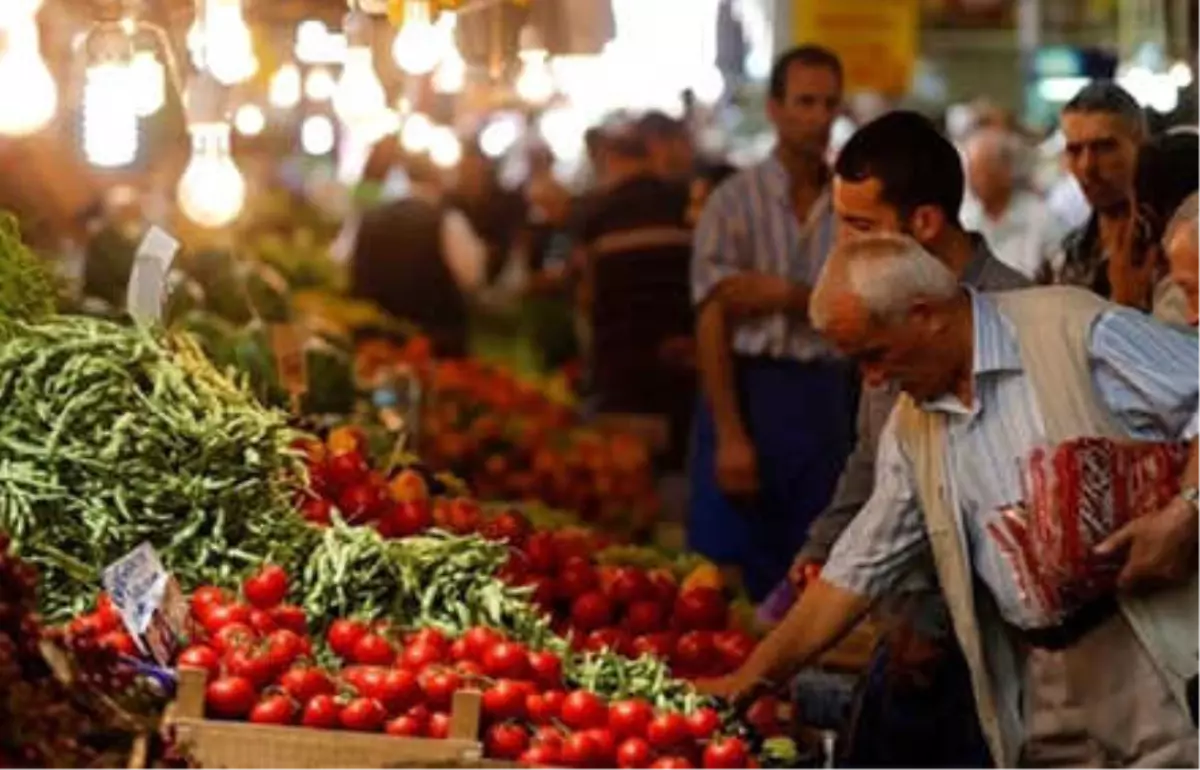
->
[987,438,1188,622]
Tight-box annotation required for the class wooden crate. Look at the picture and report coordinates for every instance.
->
[168,668,484,768]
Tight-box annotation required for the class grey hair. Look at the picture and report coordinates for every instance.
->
[1062,80,1147,137]
[1164,192,1199,248]
[966,126,1021,167]
[810,233,960,331]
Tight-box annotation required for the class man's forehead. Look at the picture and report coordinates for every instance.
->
[833,176,883,208]
[822,290,875,342]
[1062,111,1134,142]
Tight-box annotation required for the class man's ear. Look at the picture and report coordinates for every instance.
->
[907,297,945,332]
[907,205,947,245]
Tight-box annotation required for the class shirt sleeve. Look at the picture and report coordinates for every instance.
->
[441,208,488,293]
[821,409,931,598]
[690,181,748,306]
[1088,308,1200,441]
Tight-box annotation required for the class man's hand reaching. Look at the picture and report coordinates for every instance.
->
[1095,496,1198,591]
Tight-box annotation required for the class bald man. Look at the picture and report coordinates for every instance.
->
[960,127,1070,280]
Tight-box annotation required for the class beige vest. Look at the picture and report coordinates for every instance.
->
[895,286,1199,766]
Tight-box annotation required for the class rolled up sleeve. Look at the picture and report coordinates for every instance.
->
[1088,309,1199,441]
[691,184,748,306]
[821,410,931,598]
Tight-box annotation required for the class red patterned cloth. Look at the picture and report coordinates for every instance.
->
[987,438,1188,622]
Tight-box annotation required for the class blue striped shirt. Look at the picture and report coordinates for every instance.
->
[690,154,837,361]
[822,290,1199,629]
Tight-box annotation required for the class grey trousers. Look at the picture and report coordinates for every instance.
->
[1020,612,1198,768]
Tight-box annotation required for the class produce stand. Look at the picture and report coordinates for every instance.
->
[169,668,485,768]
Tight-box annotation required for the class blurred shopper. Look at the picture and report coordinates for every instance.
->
[1164,192,1199,325]
[961,127,1069,280]
[689,45,853,601]
[796,111,1027,768]
[1054,82,1145,299]
[639,111,698,185]
[703,234,1200,768]
[686,163,738,228]
[350,153,486,358]
[447,143,526,282]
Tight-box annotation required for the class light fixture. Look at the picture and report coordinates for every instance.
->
[479,115,521,159]
[429,124,461,168]
[304,67,336,102]
[82,24,137,168]
[515,26,554,105]
[333,10,386,130]
[0,15,58,137]
[399,111,433,153]
[130,49,166,117]
[268,62,302,108]
[200,0,257,86]
[692,66,725,105]
[234,103,265,136]
[301,114,336,155]
[539,107,584,162]
[431,11,464,94]
[391,0,441,75]
[178,121,246,228]
[1169,60,1194,89]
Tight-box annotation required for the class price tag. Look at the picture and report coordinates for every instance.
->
[102,543,187,665]
[270,323,309,409]
[125,226,180,324]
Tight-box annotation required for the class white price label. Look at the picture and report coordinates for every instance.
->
[125,226,180,324]
[101,542,186,664]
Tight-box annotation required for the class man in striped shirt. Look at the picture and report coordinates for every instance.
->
[689,45,853,601]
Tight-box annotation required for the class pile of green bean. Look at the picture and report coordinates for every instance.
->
[0,212,56,330]
[0,315,311,620]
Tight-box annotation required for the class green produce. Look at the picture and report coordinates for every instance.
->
[569,648,712,715]
[0,315,309,620]
[0,213,56,328]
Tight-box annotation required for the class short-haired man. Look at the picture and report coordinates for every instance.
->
[703,234,1199,768]
[690,45,850,600]
[794,110,1028,767]
[1054,81,1146,301]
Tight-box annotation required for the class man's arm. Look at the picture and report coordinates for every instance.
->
[710,272,812,318]
[696,298,757,496]
[441,208,488,293]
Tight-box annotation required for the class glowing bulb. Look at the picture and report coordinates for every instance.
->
[692,66,725,105]
[432,12,464,94]
[1170,60,1194,88]
[391,1,442,75]
[429,125,461,168]
[539,107,585,162]
[333,47,386,128]
[516,50,555,105]
[204,0,257,86]
[301,115,335,155]
[0,18,57,137]
[234,104,265,136]
[305,67,336,102]
[269,63,301,109]
[479,116,520,159]
[130,50,165,117]
[83,62,137,167]
[0,0,42,28]
[400,112,434,153]
[177,122,246,228]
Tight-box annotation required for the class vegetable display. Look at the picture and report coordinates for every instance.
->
[0,212,57,329]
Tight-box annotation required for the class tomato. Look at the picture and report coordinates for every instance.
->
[301,497,334,526]
[531,725,565,749]
[556,561,599,599]
[300,694,340,729]
[265,629,308,672]
[401,642,443,672]
[462,626,503,661]
[646,713,690,752]
[571,592,614,631]
[211,622,256,654]
[279,667,335,703]
[405,704,432,724]
[249,694,295,725]
[560,690,608,731]
[377,667,421,712]
[268,604,308,635]
[352,633,396,666]
[445,498,482,535]
[248,609,277,635]
[202,603,253,636]
[427,712,451,739]
[646,571,679,608]
[386,714,426,737]
[243,565,288,610]
[482,641,530,680]
[520,744,561,767]
[205,676,257,719]
[386,500,433,537]
[584,728,617,766]
[342,665,387,697]
[407,628,448,652]
[191,586,228,620]
[67,614,109,638]
[526,690,565,725]
[608,699,654,740]
[480,509,531,548]
[673,589,727,631]
[455,659,485,679]
[652,756,693,769]
[686,708,721,741]
[98,630,137,656]
[529,577,558,610]
[743,696,784,737]
[340,697,387,732]
[522,531,559,574]
[326,450,368,489]
[712,631,756,672]
[703,737,749,769]
[632,632,678,662]
[527,650,563,689]
[606,568,650,607]
[486,723,530,760]
[225,647,275,689]
[177,644,221,679]
[617,737,656,769]
[624,601,668,636]
[585,628,632,656]
[419,667,462,710]
[482,679,527,721]
[327,619,368,660]
[674,632,717,675]
[560,732,599,768]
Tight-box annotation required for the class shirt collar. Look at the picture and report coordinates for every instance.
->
[761,152,831,210]
[960,232,996,286]
[922,288,1023,415]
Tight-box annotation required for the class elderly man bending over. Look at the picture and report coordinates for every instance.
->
[700,233,1199,767]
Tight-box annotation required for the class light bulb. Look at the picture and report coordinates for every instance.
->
[432,12,464,94]
[177,122,246,228]
[204,0,257,86]
[0,0,42,28]
[301,115,335,155]
[391,1,442,75]
[692,66,725,105]
[83,62,137,167]
[269,62,302,109]
[539,107,584,162]
[131,50,165,117]
[429,125,461,168]
[516,49,555,105]
[400,112,433,153]
[333,47,386,128]
[1170,60,1194,88]
[0,18,57,136]
[234,104,265,136]
[305,67,336,102]
[479,116,520,159]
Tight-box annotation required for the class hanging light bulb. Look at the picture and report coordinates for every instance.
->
[130,50,166,117]
[391,0,441,75]
[0,16,58,137]
[432,11,464,94]
[333,10,386,129]
[515,26,554,105]
[82,24,137,167]
[0,0,43,29]
[400,112,434,153]
[301,115,335,155]
[429,124,461,168]
[305,67,336,102]
[178,121,246,228]
[203,0,257,86]
[234,104,265,136]
[269,62,302,109]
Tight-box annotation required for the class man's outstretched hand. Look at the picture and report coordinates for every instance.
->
[1095,496,1198,591]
